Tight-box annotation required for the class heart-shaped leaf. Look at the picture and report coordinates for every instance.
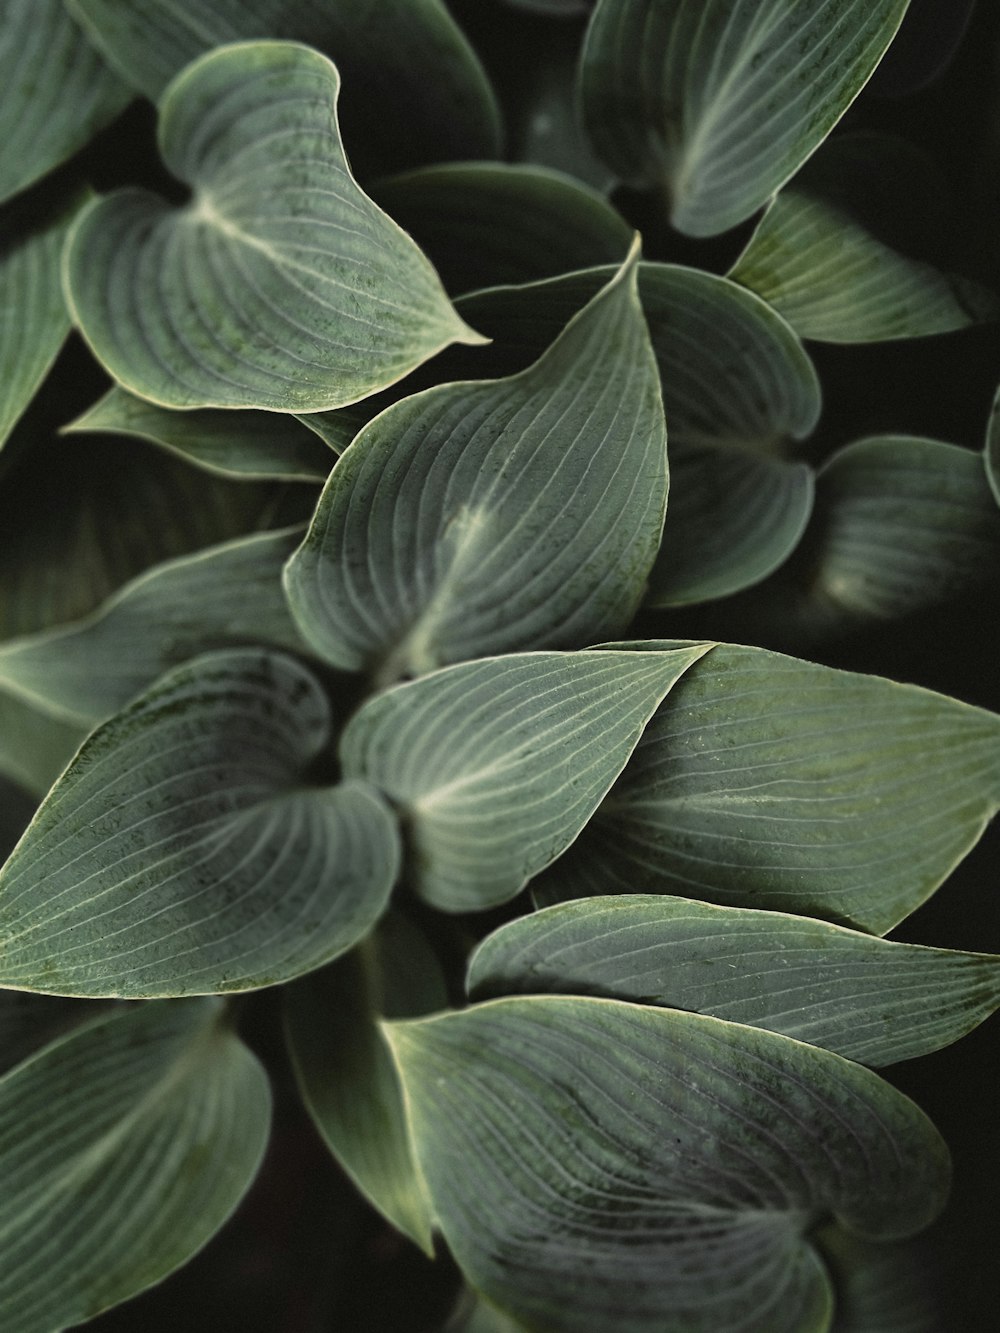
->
[0,0,129,204]
[384,995,950,1332]
[468,894,1000,1066]
[0,528,310,727]
[339,647,710,912]
[0,997,271,1332]
[534,642,1000,934]
[65,41,483,413]
[580,0,911,236]
[0,649,400,997]
[285,245,668,680]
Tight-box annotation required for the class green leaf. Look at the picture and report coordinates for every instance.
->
[0,689,89,798]
[0,997,271,1332]
[372,164,633,295]
[0,650,400,997]
[0,528,310,727]
[65,386,335,481]
[0,988,101,1079]
[285,246,668,680]
[468,894,1000,1066]
[67,0,501,176]
[0,192,88,450]
[729,136,1000,342]
[384,995,950,1332]
[580,0,911,236]
[64,41,483,413]
[819,1224,938,1333]
[285,914,445,1254]
[534,642,1000,934]
[446,1289,530,1333]
[985,382,1000,509]
[0,0,130,204]
[339,646,710,912]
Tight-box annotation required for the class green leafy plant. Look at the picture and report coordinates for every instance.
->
[2,1,999,1329]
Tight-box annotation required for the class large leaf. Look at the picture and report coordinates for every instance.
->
[468,895,1000,1066]
[67,0,500,176]
[285,913,445,1254]
[579,0,911,236]
[66,386,334,482]
[385,995,950,1332]
[729,136,1000,342]
[534,642,1000,934]
[0,650,400,997]
[285,246,668,680]
[0,0,129,204]
[339,646,710,912]
[372,164,632,295]
[0,528,310,727]
[0,997,271,1332]
[64,41,483,413]
[0,192,87,450]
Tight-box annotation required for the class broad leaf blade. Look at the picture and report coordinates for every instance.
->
[385,996,950,1332]
[0,997,271,1332]
[468,895,1000,1066]
[535,642,1000,933]
[285,245,668,678]
[339,647,710,912]
[65,41,483,413]
[580,0,911,236]
[0,650,400,996]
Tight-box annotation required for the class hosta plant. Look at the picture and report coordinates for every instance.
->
[2,0,1000,1329]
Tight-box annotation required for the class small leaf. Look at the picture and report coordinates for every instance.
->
[468,894,1000,1066]
[66,386,334,481]
[0,997,271,1332]
[372,164,632,295]
[535,642,1000,934]
[339,646,710,912]
[0,528,310,727]
[285,245,667,679]
[385,996,950,1333]
[0,0,130,204]
[64,41,483,413]
[0,650,401,997]
[285,914,445,1253]
[580,0,910,236]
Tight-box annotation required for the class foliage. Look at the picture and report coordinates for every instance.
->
[1,1,999,1329]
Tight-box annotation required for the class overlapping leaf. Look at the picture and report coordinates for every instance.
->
[65,42,483,413]
[339,647,710,912]
[385,995,950,1332]
[469,895,1000,1066]
[534,642,1000,933]
[285,914,445,1253]
[0,528,310,727]
[580,0,911,236]
[0,650,400,996]
[285,247,668,679]
[0,997,271,1332]
[66,0,500,175]
[0,0,129,204]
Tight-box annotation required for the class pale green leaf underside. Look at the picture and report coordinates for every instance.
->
[0,193,87,450]
[580,0,910,236]
[0,998,271,1333]
[65,41,482,413]
[984,382,1000,509]
[386,995,949,1333]
[285,915,445,1253]
[0,0,129,204]
[730,191,1000,342]
[534,642,1000,934]
[66,0,501,176]
[340,647,710,912]
[469,894,1000,1066]
[0,528,310,727]
[65,386,334,481]
[0,650,400,997]
[285,246,668,679]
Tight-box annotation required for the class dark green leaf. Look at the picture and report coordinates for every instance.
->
[820,1224,939,1332]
